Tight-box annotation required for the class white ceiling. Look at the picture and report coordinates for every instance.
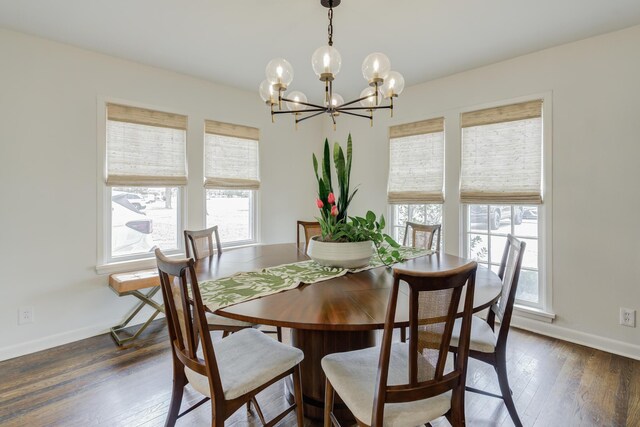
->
[2,0,640,102]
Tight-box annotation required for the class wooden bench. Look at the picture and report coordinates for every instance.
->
[108,269,164,346]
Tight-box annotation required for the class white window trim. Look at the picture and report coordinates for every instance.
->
[96,97,187,274]
[386,92,553,317]
[457,92,554,315]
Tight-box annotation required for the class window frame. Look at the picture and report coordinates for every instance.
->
[386,92,553,317]
[96,98,187,273]
[457,93,553,315]
[462,204,543,309]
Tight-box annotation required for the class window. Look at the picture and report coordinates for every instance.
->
[465,205,540,304]
[204,120,259,246]
[105,103,186,262]
[387,118,445,248]
[110,187,180,258]
[206,189,255,243]
[461,100,544,308]
[390,204,443,248]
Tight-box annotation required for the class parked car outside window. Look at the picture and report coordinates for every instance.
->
[111,193,154,256]
[470,205,523,230]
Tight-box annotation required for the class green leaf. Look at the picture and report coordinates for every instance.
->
[384,235,401,248]
[346,133,353,180]
[366,210,376,223]
[379,214,385,230]
[322,139,332,193]
[312,154,319,182]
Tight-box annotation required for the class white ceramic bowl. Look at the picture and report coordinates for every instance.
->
[307,237,374,269]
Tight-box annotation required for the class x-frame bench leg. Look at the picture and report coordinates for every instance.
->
[109,287,165,345]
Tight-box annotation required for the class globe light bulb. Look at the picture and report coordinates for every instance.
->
[312,46,342,80]
[362,53,390,82]
[359,87,383,108]
[265,58,294,86]
[286,91,308,111]
[326,93,344,108]
[259,80,277,104]
[380,71,405,98]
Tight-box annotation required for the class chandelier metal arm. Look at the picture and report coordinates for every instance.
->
[272,108,325,115]
[337,105,392,112]
[336,110,372,120]
[295,110,328,123]
[279,96,326,110]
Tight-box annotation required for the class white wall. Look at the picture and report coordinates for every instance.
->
[327,25,640,358]
[0,28,321,360]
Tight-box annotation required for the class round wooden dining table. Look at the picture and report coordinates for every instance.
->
[194,243,502,420]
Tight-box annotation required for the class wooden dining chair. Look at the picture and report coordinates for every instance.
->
[296,220,321,252]
[403,222,441,252]
[399,222,443,342]
[184,227,283,342]
[184,226,222,260]
[155,248,305,427]
[449,234,526,427]
[322,261,477,427]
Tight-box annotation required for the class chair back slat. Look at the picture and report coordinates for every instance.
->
[184,226,222,260]
[494,235,526,323]
[403,222,441,252]
[296,221,321,252]
[372,261,476,423]
[155,248,224,398]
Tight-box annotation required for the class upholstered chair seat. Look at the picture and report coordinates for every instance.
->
[450,316,498,353]
[185,328,303,400]
[322,343,451,427]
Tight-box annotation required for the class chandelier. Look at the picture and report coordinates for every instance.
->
[259,0,405,129]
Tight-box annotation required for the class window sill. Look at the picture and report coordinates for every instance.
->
[96,242,261,275]
[513,304,556,323]
[96,254,179,275]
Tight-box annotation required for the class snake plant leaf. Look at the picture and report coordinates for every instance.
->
[322,139,332,193]
[312,153,320,182]
[346,133,353,183]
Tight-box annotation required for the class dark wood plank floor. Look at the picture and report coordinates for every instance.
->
[1,321,638,426]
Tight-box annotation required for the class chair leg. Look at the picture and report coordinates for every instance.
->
[292,366,305,426]
[251,396,267,425]
[211,407,225,427]
[165,368,186,427]
[448,384,466,427]
[324,378,335,427]
[495,352,522,427]
[277,326,283,342]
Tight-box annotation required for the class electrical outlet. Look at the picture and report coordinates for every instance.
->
[18,307,34,325]
[620,308,636,327]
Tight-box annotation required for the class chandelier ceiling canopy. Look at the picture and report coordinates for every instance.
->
[259,0,405,129]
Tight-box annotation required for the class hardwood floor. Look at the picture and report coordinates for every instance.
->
[0,321,638,426]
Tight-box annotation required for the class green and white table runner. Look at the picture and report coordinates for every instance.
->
[199,246,432,313]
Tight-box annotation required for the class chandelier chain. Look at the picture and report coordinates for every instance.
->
[327,2,334,46]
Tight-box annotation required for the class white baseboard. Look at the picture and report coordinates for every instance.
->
[0,321,114,362]
[512,315,640,361]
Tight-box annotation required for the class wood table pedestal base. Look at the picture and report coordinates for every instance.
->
[290,329,377,421]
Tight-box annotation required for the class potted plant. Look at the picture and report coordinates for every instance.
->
[307,135,403,268]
